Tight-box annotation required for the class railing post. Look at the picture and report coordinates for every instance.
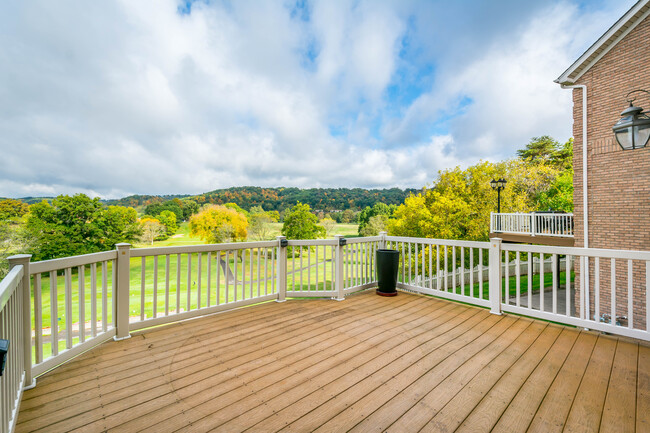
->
[8,254,35,389]
[489,238,502,315]
[276,236,287,302]
[490,212,494,232]
[334,235,345,301]
[531,212,536,236]
[114,243,131,341]
[379,231,387,249]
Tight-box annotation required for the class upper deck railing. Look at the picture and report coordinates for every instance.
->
[2,232,650,432]
[490,212,574,237]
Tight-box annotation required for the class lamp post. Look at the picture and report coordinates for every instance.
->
[490,178,506,213]
[613,89,650,150]
[490,178,506,232]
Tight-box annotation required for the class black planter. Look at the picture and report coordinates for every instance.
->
[376,249,399,296]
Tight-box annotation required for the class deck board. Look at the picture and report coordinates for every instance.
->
[15,290,650,433]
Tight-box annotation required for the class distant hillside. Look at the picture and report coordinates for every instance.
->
[104,194,190,208]
[105,187,417,212]
[191,186,417,212]
[15,197,55,205]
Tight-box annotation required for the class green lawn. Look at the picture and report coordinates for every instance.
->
[134,221,361,248]
[402,268,575,301]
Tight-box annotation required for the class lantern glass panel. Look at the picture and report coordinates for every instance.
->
[635,124,650,148]
[615,126,633,150]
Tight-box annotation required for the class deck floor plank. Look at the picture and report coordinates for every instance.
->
[455,326,572,432]
[13,290,650,433]
[157,298,452,433]
[352,318,529,432]
[637,344,650,432]
[562,335,617,433]
[600,339,638,433]
[246,304,479,433]
[112,296,431,432]
[69,295,420,432]
[385,320,546,433]
[489,328,580,433]
[526,332,598,433]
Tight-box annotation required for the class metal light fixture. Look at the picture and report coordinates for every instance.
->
[613,89,650,150]
[490,178,506,214]
[0,339,8,376]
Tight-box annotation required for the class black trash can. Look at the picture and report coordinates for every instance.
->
[376,249,399,297]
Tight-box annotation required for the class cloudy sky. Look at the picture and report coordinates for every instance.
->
[0,0,636,198]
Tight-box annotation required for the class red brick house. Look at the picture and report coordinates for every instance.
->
[555,0,650,325]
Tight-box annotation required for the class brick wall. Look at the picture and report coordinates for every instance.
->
[570,13,650,329]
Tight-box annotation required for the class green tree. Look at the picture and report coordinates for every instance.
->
[0,199,29,220]
[359,214,388,237]
[180,199,200,220]
[517,135,560,163]
[98,206,141,248]
[25,194,140,260]
[189,205,248,243]
[358,203,396,235]
[339,209,357,223]
[281,202,325,240]
[157,210,178,237]
[267,210,280,222]
[0,219,33,278]
[550,138,573,170]
[518,136,573,170]
[248,206,273,240]
[145,201,183,222]
[537,168,574,212]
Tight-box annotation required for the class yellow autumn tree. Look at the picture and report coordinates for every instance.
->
[189,205,248,243]
[388,159,559,241]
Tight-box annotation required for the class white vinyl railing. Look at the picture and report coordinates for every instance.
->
[491,212,574,237]
[3,232,650,432]
[0,263,29,433]
[385,236,492,309]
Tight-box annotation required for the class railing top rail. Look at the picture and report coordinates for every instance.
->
[385,235,489,248]
[30,250,118,274]
[130,240,278,257]
[502,242,650,260]
[344,236,382,244]
[492,212,574,217]
[491,212,533,216]
[0,265,23,311]
[286,239,338,247]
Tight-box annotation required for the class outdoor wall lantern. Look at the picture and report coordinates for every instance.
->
[613,89,650,150]
[490,178,507,213]
[0,339,8,376]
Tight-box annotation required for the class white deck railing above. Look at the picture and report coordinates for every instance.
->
[490,212,574,238]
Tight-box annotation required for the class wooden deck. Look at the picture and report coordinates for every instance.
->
[15,290,650,432]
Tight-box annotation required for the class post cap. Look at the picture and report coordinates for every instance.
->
[7,254,32,263]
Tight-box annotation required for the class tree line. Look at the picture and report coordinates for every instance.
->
[105,186,416,213]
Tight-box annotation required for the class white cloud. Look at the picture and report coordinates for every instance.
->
[0,0,636,198]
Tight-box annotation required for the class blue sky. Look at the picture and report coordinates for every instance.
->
[0,0,637,198]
